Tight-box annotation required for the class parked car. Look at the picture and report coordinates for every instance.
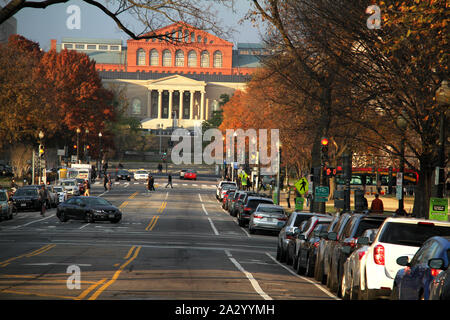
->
[52,185,67,204]
[429,246,450,300]
[216,181,237,199]
[360,218,450,300]
[314,216,340,283]
[222,189,236,210]
[341,228,378,300]
[115,169,132,181]
[236,196,274,227]
[0,189,13,220]
[248,204,287,234]
[179,169,187,179]
[327,214,387,296]
[277,212,326,263]
[228,190,245,216]
[11,186,41,211]
[57,196,122,223]
[134,170,149,181]
[183,169,197,180]
[218,183,237,201]
[294,216,333,275]
[59,179,80,197]
[392,236,450,300]
[290,215,331,268]
[321,213,353,286]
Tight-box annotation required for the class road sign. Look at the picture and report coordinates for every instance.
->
[295,197,304,210]
[315,186,329,202]
[429,198,449,221]
[295,177,309,195]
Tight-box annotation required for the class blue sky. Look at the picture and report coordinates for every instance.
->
[14,0,262,50]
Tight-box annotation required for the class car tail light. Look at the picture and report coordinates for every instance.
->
[253,215,263,219]
[431,268,442,277]
[277,217,287,221]
[358,251,366,260]
[374,244,385,265]
[244,207,252,212]
[418,222,435,226]
[344,238,357,248]
[313,242,320,248]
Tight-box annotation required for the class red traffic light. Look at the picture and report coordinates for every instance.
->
[73,145,77,149]
[321,137,329,146]
[86,145,90,149]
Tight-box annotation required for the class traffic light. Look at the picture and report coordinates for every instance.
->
[162,152,167,162]
[320,137,329,163]
[38,144,44,158]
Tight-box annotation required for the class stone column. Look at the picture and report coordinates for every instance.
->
[189,90,195,120]
[168,89,173,118]
[200,91,205,120]
[157,89,162,119]
[179,90,183,120]
[147,89,152,117]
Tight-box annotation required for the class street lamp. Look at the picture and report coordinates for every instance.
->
[396,115,407,215]
[276,141,282,205]
[76,128,81,161]
[98,132,102,175]
[435,80,449,198]
[84,128,89,162]
[38,130,44,184]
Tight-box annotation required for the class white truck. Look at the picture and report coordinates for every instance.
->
[67,164,91,181]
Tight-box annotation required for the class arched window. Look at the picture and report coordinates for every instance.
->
[136,48,146,66]
[175,50,184,67]
[162,50,172,66]
[188,50,197,67]
[190,32,195,43]
[213,50,222,68]
[132,98,141,114]
[150,49,159,66]
[200,50,209,68]
[197,35,202,43]
[184,30,189,42]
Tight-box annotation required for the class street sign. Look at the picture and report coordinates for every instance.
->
[396,173,403,200]
[295,197,304,210]
[315,186,329,202]
[429,198,449,221]
[295,177,309,195]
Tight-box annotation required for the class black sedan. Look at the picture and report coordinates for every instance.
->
[57,196,122,223]
[115,169,132,181]
[11,186,41,211]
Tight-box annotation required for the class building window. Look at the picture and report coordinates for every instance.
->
[190,32,195,43]
[162,50,172,66]
[197,35,202,43]
[110,45,120,51]
[184,30,189,42]
[99,45,108,50]
[213,50,222,68]
[75,44,85,49]
[150,49,159,66]
[175,50,184,67]
[203,37,208,44]
[200,50,209,68]
[63,44,73,49]
[132,98,142,115]
[136,48,146,66]
[188,50,197,67]
[86,44,96,50]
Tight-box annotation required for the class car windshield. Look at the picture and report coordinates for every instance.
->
[247,199,273,209]
[136,171,147,174]
[259,207,284,214]
[379,222,450,247]
[53,187,63,192]
[15,189,38,196]
[222,184,235,190]
[61,181,75,186]
[85,197,112,206]
[118,170,129,174]
[0,192,7,201]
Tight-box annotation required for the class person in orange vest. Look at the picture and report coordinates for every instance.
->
[370,193,384,213]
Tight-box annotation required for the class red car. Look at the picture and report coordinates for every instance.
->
[183,169,197,180]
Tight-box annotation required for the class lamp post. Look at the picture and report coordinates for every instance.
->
[276,141,282,205]
[98,132,102,175]
[435,80,449,198]
[76,128,81,161]
[38,130,44,184]
[396,115,407,215]
[84,128,89,162]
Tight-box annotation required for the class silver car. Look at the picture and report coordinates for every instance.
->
[59,179,80,196]
[248,204,287,234]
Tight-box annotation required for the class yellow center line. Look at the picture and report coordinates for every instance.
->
[75,278,108,300]
[145,216,159,231]
[0,244,56,267]
[87,246,142,300]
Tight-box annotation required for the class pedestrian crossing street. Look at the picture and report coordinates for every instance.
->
[92,180,215,189]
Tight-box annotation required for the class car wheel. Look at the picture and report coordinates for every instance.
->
[110,217,121,224]
[390,283,399,300]
[248,225,256,234]
[58,211,68,222]
[305,254,314,277]
[340,271,349,300]
[292,253,298,270]
[276,245,282,261]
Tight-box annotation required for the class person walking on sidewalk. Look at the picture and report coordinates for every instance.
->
[150,175,155,191]
[165,173,173,189]
[103,174,109,191]
[286,185,292,209]
[370,194,384,213]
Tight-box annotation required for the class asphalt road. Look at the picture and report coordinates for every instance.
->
[0,177,337,301]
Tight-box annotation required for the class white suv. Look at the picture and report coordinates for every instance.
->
[360,217,450,299]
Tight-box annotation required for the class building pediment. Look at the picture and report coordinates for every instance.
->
[146,75,206,90]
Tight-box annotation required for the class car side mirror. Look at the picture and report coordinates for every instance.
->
[357,237,369,245]
[428,258,445,270]
[396,256,410,267]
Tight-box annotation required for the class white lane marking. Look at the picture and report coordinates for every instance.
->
[265,252,339,300]
[79,223,90,230]
[165,192,169,200]
[201,204,208,216]
[12,214,55,229]
[225,250,272,300]
[207,218,219,236]
[198,194,203,203]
